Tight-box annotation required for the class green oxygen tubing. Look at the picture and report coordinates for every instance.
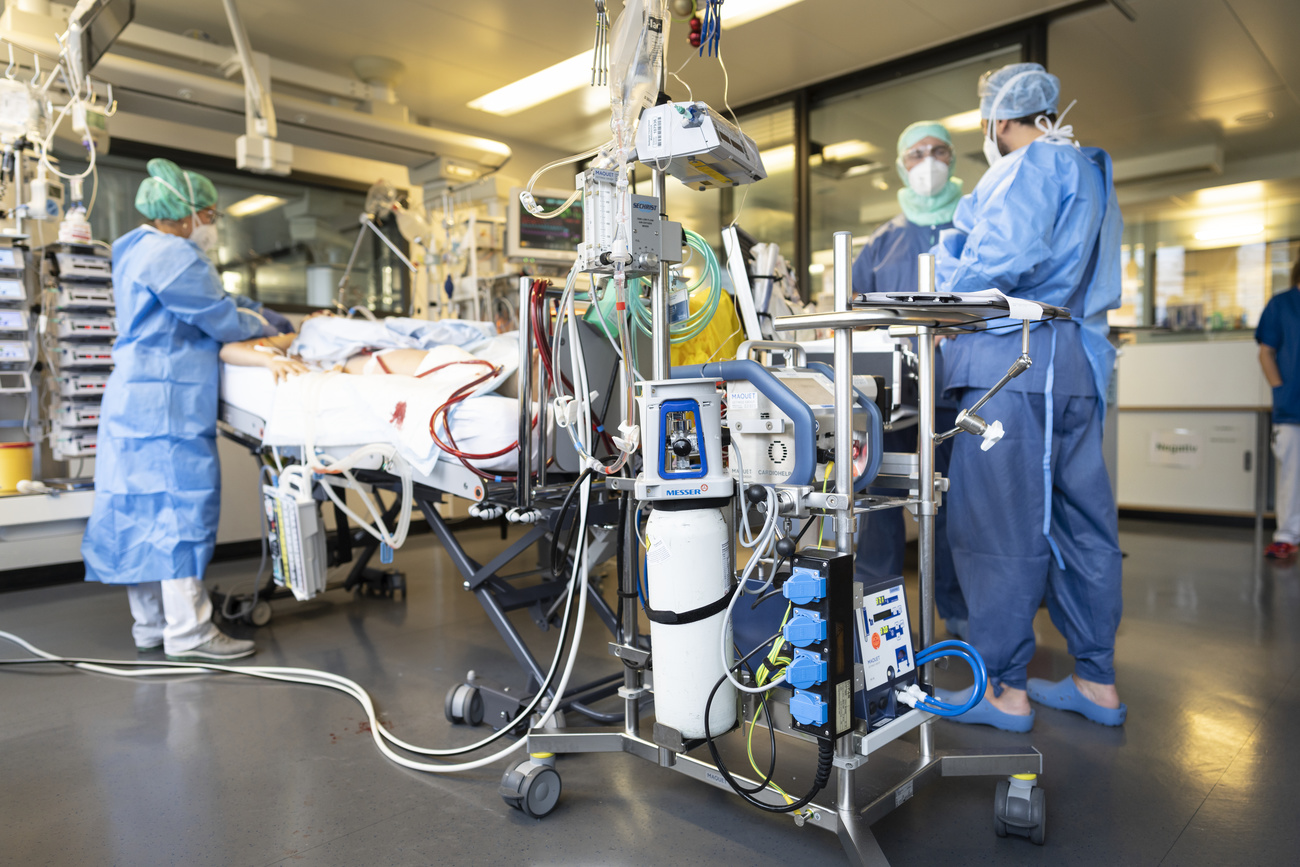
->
[585,228,723,344]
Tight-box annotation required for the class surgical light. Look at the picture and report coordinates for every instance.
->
[226,194,286,218]
[468,0,805,117]
[467,52,595,117]
[821,139,874,162]
[721,0,805,27]
[758,144,795,173]
[939,109,983,133]
[1193,219,1264,242]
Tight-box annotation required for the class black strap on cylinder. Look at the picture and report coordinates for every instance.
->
[642,583,737,625]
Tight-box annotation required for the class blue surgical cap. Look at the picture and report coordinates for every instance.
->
[978,62,1060,120]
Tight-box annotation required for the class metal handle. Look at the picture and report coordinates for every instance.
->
[736,340,806,368]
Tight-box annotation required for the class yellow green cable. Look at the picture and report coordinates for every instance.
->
[816,461,834,548]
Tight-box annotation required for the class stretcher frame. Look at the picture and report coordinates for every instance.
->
[217,392,628,727]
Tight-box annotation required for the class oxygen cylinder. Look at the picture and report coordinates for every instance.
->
[645,502,736,739]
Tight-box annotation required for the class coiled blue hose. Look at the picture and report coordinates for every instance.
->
[912,640,988,716]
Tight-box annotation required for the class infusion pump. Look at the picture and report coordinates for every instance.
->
[634,101,767,191]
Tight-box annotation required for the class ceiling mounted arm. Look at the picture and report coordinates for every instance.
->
[220,0,292,174]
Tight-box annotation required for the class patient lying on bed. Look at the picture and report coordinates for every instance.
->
[218,313,498,382]
[217,313,524,478]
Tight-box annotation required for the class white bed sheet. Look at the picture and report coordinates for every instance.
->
[219,334,525,476]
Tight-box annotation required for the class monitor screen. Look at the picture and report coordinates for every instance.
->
[77,0,135,74]
[507,187,582,262]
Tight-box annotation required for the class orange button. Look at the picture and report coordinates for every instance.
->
[871,632,881,650]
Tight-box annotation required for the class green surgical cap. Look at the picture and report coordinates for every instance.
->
[134,158,217,222]
[896,121,953,156]
[895,121,955,183]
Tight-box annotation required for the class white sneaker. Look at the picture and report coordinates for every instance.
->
[167,632,256,661]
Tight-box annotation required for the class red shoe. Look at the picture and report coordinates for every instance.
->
[1265,542,1298,559]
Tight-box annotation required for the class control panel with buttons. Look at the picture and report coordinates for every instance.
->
[858,578,917,729]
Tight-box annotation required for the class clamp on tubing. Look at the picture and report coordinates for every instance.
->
[805,360,884,491]
[673,360,817,486]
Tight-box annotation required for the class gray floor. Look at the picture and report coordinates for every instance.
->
[2,518,1298,866]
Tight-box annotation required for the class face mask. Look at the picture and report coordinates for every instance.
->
[983,128,1004,168]
[189,220,218,254]
[982,69,1035,168]
[907,156,950,196]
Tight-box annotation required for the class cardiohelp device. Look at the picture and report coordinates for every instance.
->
[636,378,735,739]
[857,577,918,729]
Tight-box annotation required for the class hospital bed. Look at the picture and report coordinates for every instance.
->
[216,322,626,727]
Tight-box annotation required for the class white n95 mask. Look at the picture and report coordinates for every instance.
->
[907,157,950,196]
[189,221,218,255]
[983,133,1004,168]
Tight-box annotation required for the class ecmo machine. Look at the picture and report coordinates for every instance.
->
[513,237,1062,860]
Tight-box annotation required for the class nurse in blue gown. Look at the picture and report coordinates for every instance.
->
[852,121,967,638]
[82,159,271,662]
[932,63,1126,730]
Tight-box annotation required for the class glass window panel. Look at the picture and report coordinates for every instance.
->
[1127,177,1300,331]
[807,45,1023,302]
[58,154,409,313]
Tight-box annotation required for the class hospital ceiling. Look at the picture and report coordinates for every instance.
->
[122,0,1300,200]
[125,0,1083,158]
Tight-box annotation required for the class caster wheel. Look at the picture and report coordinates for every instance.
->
[1029,787,1046,845]
[444,683,484,726]
[499,762,561,818]
[993,780,1009,837]
[246,600,273,627]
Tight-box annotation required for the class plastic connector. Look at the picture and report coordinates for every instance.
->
[787,649,828,690]
[611,237,630,264]
[552,396,579,428]
[612,422,640,453]
[783,610,827,648]
[789,689,828,727]
[981,420,1005,451]
[896,684,929,709]
[519,190,540,216]
[782,566,826,605]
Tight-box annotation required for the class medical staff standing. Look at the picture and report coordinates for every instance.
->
[852,121,967,638]
[932,63,1126,730]
[1256,256,1300,560]
[81,159,272,661]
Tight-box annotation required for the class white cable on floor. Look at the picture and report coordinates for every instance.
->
[0,477,594,773]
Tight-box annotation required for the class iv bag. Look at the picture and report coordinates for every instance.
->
[608,0,667,136]
[0,79,40,140]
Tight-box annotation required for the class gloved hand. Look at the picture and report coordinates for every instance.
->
[261,306,295,334]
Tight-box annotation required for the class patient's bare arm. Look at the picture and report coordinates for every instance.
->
[219,333,311,383]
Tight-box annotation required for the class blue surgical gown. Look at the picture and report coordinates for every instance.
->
[82,227,268,584]
[933,140,1123,689]
[851,215,966,624]
[852,214,950,295]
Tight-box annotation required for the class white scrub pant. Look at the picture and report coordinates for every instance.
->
[1273,424,1300,545]
[126,577,217,653]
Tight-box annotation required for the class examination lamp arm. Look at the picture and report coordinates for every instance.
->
[935,320,1033,446]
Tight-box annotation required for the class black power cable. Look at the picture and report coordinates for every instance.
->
[549,467,596,580]
[703,669,833,813]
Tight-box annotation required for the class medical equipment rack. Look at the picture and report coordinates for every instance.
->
[518,237,1053,865]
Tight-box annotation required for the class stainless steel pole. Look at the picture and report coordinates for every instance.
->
[516,276,534,509]
[916,254,937,760]
[832,230,856,811]
[650,56,670,380]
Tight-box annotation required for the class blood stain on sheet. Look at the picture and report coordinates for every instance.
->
[389,401,407,429]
